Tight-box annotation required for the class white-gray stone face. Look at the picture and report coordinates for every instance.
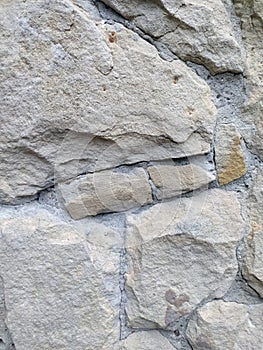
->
[234,0,263,161]
[243,169,263,297]
[0,208,121,350]
[125,189,243,328]
[122,330,176,350]
[186,300,263,350]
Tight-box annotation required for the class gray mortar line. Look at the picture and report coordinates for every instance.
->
[144,165,159,203]
[118,213,131,341]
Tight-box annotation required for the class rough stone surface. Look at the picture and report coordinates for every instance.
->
[148,164,215,200]
[0,0,262,349]
[215,123,246,185]
[186,300,263,349]
[0,208,120,350]
[60,167,152,219]
[243,169,263,296]
[101,0,245,74]
[234,0,263,160]
[125,189,243,328]
[0,0,216,204]
[122,330,176,350]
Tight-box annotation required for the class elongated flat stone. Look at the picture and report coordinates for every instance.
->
[60,167,152,219]
[243,169,263,296]
[148,164,215,199]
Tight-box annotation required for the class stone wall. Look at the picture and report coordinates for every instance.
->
[0,0,262,349]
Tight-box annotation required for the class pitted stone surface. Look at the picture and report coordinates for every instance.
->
[0,0,216,204]
[186,300,263,350]
[148,164,215,200]
[125,189,243,328]
[0,208,120,350]
[102,0,245,74]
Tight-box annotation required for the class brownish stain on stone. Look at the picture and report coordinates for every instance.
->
[109,31,117,43]
[218,135,246,185]
[165,289,190,307]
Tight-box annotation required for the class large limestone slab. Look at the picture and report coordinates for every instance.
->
[0,0,216,204]
[148,164,215,200]
[122,331,176,350]
[102,0,244,74]
[234,0,263,160]
[186,300,263,349]
[60,167,152,219]
[0,208,120,350]
[125,189,243,328]
[243,169,263,296]
[215,123,246,185]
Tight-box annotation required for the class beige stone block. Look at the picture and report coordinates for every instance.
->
[60,168,152,219]
[148,164,215,199]
[215,123,246,185]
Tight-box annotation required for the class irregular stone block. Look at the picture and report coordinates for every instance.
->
[102,0,245,74]
[0,0,216,203]
[215,123,246,185]
[243,169,263,296]
[122,331,176,349]
[148,164,215,199]
[125,189,243,328]
[186,300,263,349]
[60,168,152,219]
[0,209,120,350]
[234,0,263,160]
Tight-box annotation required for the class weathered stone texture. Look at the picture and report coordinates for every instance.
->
[186,300,263,349]
[125,189,243,328]
[215,123,246,185]
[234,0,263,160]
[0,209,120,350]
[0,0,261,349]
[148,164,215,199]
[243,169,263,296]
[122,331,176,350]
[102,0,245,74]
[0,0,216,204]
[60,167,152,219]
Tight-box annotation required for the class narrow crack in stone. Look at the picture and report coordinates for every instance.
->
[0,277,16,350]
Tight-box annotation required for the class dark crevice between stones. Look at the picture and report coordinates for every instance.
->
[92,0,179,62]
[92,0,245,75]
[0,277,16,350]
[119,247,130,340]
